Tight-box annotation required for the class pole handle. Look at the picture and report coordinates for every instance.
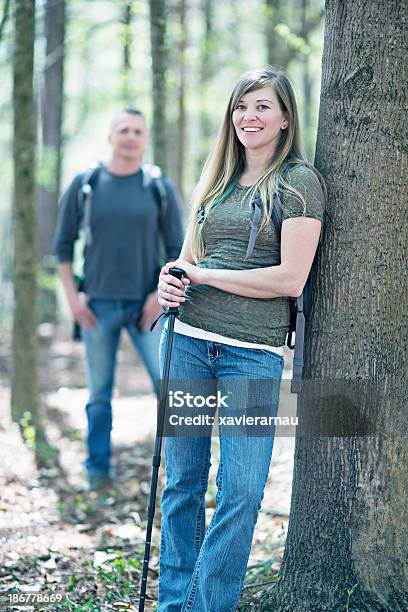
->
[167,267,185,315]
[169,266,185,280]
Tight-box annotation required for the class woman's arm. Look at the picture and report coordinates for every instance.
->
[158,216,321,305]
[205,216,322,298]
[178,221,195,263]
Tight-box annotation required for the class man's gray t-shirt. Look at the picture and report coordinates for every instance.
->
[53,166,184,301]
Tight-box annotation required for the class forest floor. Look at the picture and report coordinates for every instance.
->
[0,325,296,611]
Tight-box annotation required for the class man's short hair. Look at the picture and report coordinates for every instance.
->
[122,107,144,117]
[110,108,146,132]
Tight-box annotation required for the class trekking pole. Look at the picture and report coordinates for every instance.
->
[139,267,185,612]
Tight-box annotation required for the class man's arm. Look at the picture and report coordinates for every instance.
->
[53,174,96,330]
[58,262,96,330]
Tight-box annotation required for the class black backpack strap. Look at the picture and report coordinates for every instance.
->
[245,198,263,260]
[271,161,297,239]
[142,164,168,234]
[291,293,305,393]
[142,165,169,271]
[245,192,284,260]
[245,161,295,259]
[274,162,308,392]
[77,163,102,246]
[271,192,283,240]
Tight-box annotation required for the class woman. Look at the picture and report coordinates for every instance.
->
[156,66,326,611]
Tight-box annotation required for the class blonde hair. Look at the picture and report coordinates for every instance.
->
[190,66,327,261]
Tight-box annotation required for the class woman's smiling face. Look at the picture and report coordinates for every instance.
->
[232,86,288,154]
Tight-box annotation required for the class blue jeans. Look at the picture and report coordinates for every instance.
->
[158,330,284,612]
[82,298,161,475]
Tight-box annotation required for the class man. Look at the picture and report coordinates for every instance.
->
[54,108,184,490]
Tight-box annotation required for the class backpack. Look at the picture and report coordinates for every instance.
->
[245,163,326,393]
[71,163,168,340]
[76,162,168,249]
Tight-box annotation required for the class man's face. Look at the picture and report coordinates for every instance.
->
[109,112,148,161]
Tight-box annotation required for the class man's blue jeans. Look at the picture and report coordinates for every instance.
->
[158,329,284,612]
[81,298,161,476]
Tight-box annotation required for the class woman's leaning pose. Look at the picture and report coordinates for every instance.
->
[156,66,327,612]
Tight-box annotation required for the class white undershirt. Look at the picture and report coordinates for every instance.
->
[173,319,284,355]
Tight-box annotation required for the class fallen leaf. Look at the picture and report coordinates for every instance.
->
[93,551,118,568]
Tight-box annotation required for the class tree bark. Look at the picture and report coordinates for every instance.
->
[260,1,407,610]
[300,0,313,158]
[197,0,214,174]
[121,0,133,103]
[12,0,39,426]
[0,0,10,43]
[37,0,65,323]
[149,0,167,172]
[265,0,285,68]
[176,0,187,201]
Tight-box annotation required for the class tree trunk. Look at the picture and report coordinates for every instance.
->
[37,0,65,323]
[12,0,39,426]
[265,0,286,68]
[176,0,187,201]
[300,0,313,158]
[260,1,407,611]
[197,0,214,174]
[121,0,133,103]
[265,0,324,71]
[0,0,11,43]
[149,0,167,172]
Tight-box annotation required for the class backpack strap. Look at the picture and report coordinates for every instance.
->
[271,162,307,393]
[78,163,169,248]
[142,164,168,236]
[77,163,102,246]
[244,198,263,260]
[244,162,293,259]
[291,293,305,393]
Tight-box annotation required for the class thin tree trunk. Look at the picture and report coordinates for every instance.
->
[37,0,65,323]
[12,0,38,426]
[261,1,407,610]
[176,0,187,201]
[121,0,133,103]
[149,0,167,172]
[300,0,313,157]
[0,0,10,43]
[265,0,324,70]
[197,0,214,173]
[265,0,285,67]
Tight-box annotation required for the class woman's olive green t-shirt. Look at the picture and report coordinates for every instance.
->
[178,164,325,346]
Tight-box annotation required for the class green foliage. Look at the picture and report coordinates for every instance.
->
[275,23,311,55]
[38,268,58,292]
[68,573,79,592]
[38,145,59,190]
[65,595,100,612]
[36,440,59,463]
[346,582,359,611]
[67,429,84,442]
[20,410,36,449]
